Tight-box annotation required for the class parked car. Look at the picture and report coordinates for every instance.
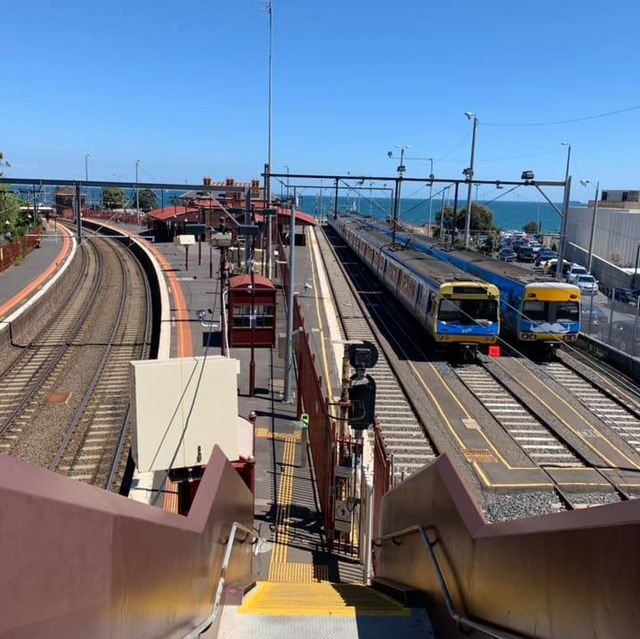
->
[609,320,640,354]
[544,259,572,277]
[581,303,608,336]
[567,264,589,284]
[612,288,640,305]
[517,246,536,262]
[498,247,516,262]
[535,250,556,267]
[575,274,598,296]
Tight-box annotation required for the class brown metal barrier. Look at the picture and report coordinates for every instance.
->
[277,224,336,547]
[375,454,640,639]
[0,232,40,274]
[373,420,392,539]
[84,209,144,225]
[0,446,254,638]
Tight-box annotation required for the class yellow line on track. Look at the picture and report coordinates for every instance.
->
[504,357,640,470]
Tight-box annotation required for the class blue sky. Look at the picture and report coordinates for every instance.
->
[2,0,639,203]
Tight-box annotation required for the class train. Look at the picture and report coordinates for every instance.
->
[330,216,500,356]
[340,214,581,353]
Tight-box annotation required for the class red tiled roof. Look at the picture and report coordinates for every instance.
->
[229,274,276,291]
[147,206,202,222]
[253,207,317,227]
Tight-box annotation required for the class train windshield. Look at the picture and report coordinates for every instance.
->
[438,298,498,325]
[522,300,547,321]
[523,300,580,323]
[555,301,579,323]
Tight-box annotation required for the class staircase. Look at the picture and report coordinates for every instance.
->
[217,582,434,638]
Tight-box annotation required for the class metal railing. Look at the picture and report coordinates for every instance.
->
[373,525,528,639]
[182,522,259,639]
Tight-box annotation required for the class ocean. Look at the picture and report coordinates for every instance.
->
[17,184,575,234]
[297,195,572,234]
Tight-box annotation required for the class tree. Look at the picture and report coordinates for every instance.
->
[0,152,28,241]
[523,221,540,234]
[481,231,500,255]
[102,187,125,210]
[137,189,157,213]
[435,202,495,232]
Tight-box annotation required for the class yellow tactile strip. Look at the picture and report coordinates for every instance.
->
[239,582,410,617]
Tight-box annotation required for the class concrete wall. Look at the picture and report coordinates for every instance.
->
[376,455,640,639]
[0,446,254,638]
[567,205,640,268]
[564,241,633,291]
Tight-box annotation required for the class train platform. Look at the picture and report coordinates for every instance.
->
[0,221,73,322]
[125,223,359,581]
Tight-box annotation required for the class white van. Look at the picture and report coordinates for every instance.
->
[567,264,588,284]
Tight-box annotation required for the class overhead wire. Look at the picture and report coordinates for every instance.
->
[482,104,640,127]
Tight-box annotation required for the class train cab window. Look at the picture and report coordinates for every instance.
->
[522,300,547,321]
[555,302,579,322]
[438,298,497,324]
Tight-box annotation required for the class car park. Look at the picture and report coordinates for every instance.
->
[575,274,598,296]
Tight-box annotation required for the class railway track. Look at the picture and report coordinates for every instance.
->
[49,237,151,489]
[537,360,640,460]
[315,227,437,479]
[321,222,640,514]
[0,230,151,491]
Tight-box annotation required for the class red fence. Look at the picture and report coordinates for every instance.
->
[84,209,144,226]
[0,233,40,274]
[373,420,392,539]
[277,226,336,547]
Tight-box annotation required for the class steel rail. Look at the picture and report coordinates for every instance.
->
[317,225,438,462]
[452,360,609,508]
[0,237,87,367]
[373,525,529,639]
[104,236,153,491]
[182,522,259,639]
[0,240,104,437]
[48,238,129,473]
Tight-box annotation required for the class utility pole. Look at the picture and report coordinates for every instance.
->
[463,113,478,248]
[75,183,82,245]
[557,143,571,279]
[439,185,448,241]
[84,153,90,211]
[283,198,296,403]
[264,1,273,280]
[389,145,408,247]
[135,159,140,220]
[427,158,434,237]
[585,180,600,273]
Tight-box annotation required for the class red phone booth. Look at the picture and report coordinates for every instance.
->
[229,274,276,347]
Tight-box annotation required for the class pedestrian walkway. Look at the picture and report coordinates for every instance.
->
[0,223,73,321]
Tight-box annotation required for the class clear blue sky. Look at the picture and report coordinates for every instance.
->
[2,0,640,203]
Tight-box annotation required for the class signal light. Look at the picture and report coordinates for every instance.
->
[488,345,501,357]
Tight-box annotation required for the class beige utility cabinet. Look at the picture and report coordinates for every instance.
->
[130,356,240,472]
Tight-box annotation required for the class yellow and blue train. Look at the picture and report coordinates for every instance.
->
[331,217,500,355]
[341,215,581,352]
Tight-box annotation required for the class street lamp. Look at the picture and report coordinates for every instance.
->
[580,179,600,273]
[135,159,141,219]
[463,111,478,248]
